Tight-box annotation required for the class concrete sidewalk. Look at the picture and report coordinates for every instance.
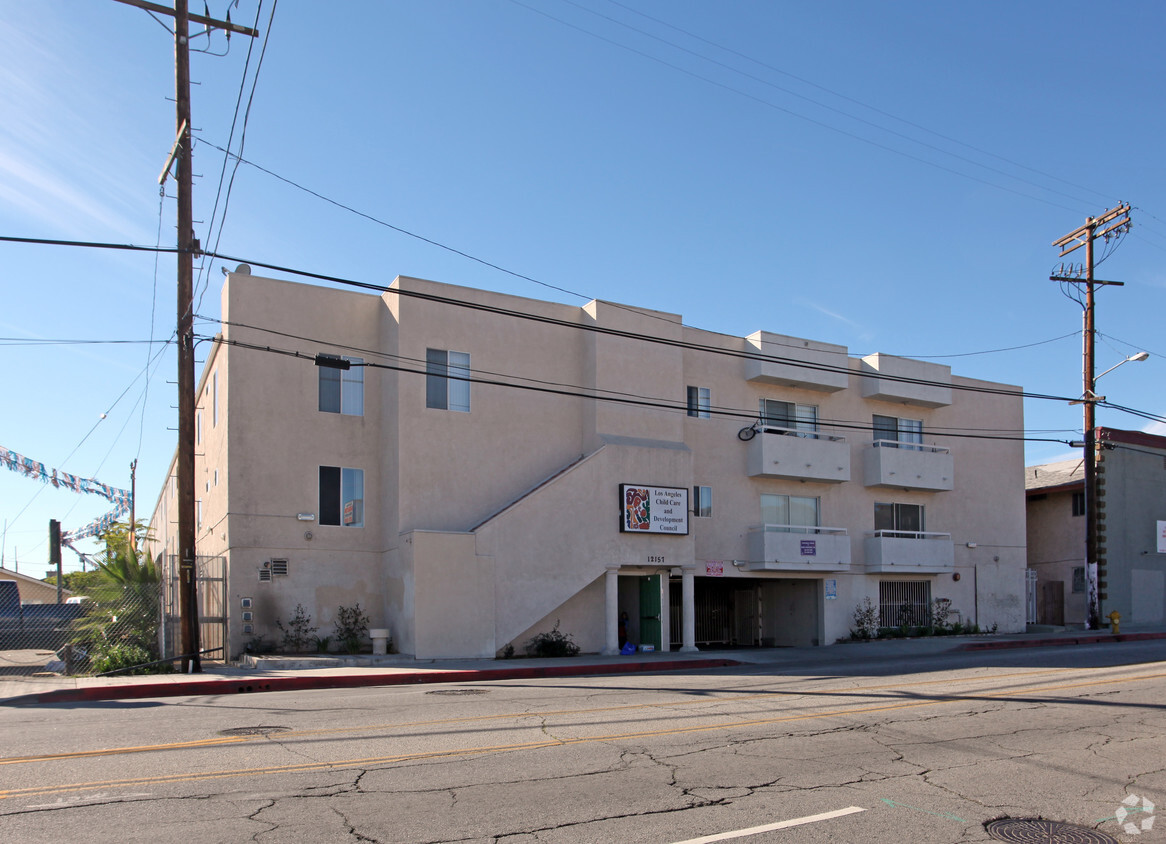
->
[4,625,1165,706]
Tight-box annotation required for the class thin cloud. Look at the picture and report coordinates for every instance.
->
[799,299,874,341]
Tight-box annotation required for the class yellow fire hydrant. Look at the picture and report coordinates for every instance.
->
[1107,610,1121,635]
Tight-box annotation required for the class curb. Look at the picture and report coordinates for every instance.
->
[4,657,742,705]
[957,630,1166,651]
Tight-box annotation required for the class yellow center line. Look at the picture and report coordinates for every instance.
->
[0,663,1147,768]
[2,668,1162,801]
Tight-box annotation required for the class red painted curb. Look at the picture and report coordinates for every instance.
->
[14,658,742,705]
[957,631,1166,652]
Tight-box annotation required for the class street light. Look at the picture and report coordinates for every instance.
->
[1095,351,1150,383]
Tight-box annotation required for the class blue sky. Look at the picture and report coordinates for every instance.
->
[2,1,1163,573]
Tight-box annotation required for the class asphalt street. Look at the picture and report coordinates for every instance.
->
[1,639,1164,843]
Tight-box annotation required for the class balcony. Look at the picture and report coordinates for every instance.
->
[863,440,953,491]
[864,531,954,573]
[745,331,849,392]
[859,353,952,407]
[747,525,852,572]
[746,426,850,483]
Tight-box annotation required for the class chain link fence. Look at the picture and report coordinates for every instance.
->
[0,581,167,677]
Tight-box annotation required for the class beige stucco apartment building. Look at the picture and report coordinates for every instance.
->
[145,269,1027,660]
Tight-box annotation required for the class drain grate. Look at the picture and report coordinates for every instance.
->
[984,818,1119,844]
[426,688,488,696]
[218,725,292,737]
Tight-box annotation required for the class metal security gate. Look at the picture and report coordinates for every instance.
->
[165,554,226,662]
[879,580,931,628]
[670,579,758,647]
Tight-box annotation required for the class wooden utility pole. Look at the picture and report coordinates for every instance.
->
[1051,204,1132,630]
[111,0,257,671]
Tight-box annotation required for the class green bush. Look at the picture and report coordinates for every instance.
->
[850,597,879,640]
[93,643,152,675]
[334,603,370,653]
[526,621,580,658]
[275,603,318,652]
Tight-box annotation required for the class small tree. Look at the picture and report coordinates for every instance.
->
[70,522,163,670]
[275,604,318,652]
[334,603,370,653]
[851,597,879,640]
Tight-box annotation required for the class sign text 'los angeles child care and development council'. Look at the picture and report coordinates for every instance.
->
[621,484,689,535]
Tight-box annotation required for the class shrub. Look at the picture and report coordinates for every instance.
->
[275,603,318,652]
[525,620,580,658]
[93,643,152,675]
[334,603,371,653]
[850,597,879,640]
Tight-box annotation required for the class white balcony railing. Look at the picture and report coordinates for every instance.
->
[863,440,953,491]
[746,524,852,572]
[746,427,851,483]
[864,531,955,572]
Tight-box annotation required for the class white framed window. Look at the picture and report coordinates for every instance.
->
[196,410,202,445]
[874,502,924,536]
[873,414,922,450]
[212,370,218,427]
[319,356,364,415]
[760,494,820,529]
[687,386,711,418]
[426,349,470,412]
[693,486,712,518]
[760,399,818,434]
[320,466,364,527]
[196,499,202,529]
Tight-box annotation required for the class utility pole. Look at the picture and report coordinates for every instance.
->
[1051,203,1132,630]
[111,0,257,671]
[129,459,137,553]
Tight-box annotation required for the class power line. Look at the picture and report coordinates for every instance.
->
[599,0,1114,207]
[202,247,1077,403]
[210,333,1067,447]
[204,314,1059,439]
[556,0,1101,211]
[6,232,1159,421]
[510,0,1084,214]
[195,0,275,314]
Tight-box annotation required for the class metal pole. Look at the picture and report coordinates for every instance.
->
[50,519,62,604]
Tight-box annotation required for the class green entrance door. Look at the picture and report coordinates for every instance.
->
[640,575,662,651]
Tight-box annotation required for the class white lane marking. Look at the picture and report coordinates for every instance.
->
[671,806,866,843]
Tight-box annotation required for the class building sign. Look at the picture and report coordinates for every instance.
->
[1159,520,1166,555]
[706,560,724,577]
[824,579,837,600]
[621,485,689,535]
[800,539,817,557]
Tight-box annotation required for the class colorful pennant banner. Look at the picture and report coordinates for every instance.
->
[0,445,133,542]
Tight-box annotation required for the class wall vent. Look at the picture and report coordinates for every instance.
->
[258,569,272,582]
[270,558,289,576]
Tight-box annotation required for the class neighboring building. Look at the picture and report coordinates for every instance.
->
[1027,428,1166,627]
[1024,458,1086,625]
[145,269,1027,660]
[0,566,70,604]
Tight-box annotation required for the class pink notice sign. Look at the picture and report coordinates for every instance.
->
[706,561,724,577]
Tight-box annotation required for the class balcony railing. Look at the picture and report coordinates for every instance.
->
[864,530,954,572]
[746,524,852,572]
[863,439,953,491]
[746,426,851,483]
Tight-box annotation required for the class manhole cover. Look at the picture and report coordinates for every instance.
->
[218,725,292,737]
[984,818,1119,844]
[426,688,488,696]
